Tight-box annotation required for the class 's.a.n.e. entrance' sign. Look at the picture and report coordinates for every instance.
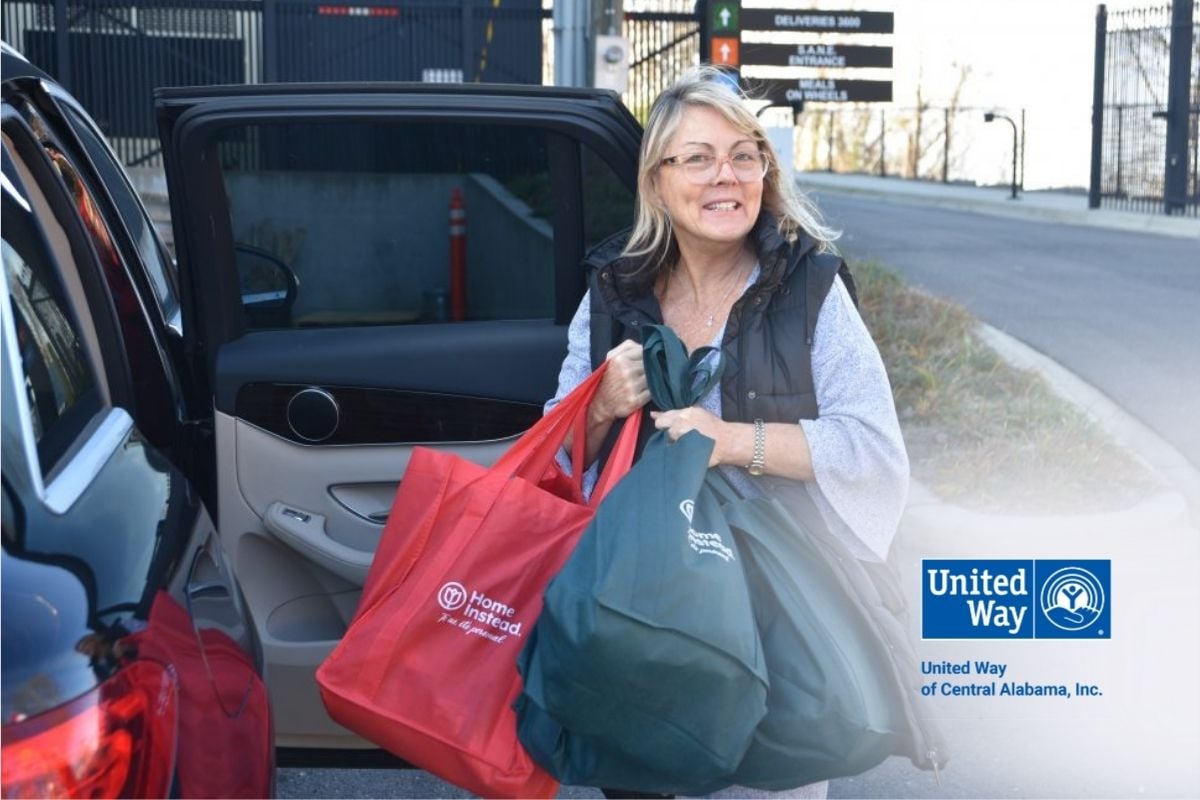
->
[739,42,893,70]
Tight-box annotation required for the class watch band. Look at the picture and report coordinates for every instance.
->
[748,419,766,476]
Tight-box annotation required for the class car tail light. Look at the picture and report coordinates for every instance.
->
[1,660,178,799]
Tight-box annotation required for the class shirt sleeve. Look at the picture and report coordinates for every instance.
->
[799,276,910,562]
[545,290,600,492]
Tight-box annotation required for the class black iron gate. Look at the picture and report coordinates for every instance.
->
[623,1,699,123]
[1089,2,1199,216]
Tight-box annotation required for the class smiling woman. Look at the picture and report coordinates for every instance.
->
[540,65,912,799]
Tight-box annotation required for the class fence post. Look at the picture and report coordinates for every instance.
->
[1088,3,1107,209]
[1163,0,1195,214]
[879,108,886,177]
[462,0,474,81]
[827,111,834,172]
[942,108,950,183]
[54,0,70,87]
[263,0,278,82]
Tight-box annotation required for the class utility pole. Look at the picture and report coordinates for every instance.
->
[553,0,588,86]
[1163,0,1194,214]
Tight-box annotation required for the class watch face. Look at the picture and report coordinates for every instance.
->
[748,464,764,476]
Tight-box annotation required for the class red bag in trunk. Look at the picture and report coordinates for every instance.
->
[317,365,637,798]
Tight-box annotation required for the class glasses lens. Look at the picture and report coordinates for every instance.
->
[682,152,765,184]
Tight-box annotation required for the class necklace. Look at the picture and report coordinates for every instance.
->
[691,254,751,328]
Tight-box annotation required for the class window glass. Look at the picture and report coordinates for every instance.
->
[60,104,179,324]
[581,144,636,251]
[3,194,102,476]
[215,121,556,329]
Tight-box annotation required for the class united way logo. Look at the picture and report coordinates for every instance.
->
[922,559,1110,639]
[1036,561,1110,638]
[437,581,468,611]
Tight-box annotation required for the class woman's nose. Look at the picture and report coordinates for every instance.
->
[712,157,738,183]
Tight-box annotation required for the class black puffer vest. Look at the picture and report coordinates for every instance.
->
[585,213,855,431]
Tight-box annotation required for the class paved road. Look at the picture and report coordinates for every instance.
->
[813,192,1200,471]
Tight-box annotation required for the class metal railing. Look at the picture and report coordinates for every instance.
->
[792,105,1027,189]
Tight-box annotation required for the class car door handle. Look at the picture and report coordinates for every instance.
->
[262,501,373,586]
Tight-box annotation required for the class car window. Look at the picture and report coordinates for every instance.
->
[213,120,557,329]
[14,100,179,451]
[2,191,102,477]
[59,102,180,327]
[582,143,636,250]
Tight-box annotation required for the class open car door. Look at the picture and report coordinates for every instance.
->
[155,83,641,755]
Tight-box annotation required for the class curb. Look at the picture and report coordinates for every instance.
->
[977,323,1200,520]
[896,323,1198,543]
[795,173,1200,241]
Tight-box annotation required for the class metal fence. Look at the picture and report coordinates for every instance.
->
[4,0,547,166]
[3,0,264,165]
[1091,3,1199,216]
[792,105,1027,189]
[623,2,698,123]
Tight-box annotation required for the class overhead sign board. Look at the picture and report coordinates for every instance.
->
[739,42,893,69]
[740,9,894,34]
[746,77,894,104]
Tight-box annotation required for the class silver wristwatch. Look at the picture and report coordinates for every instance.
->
[747,419,766,476]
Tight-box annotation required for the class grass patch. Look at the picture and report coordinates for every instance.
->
[852,260,1162,513]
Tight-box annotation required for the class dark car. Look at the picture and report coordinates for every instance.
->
[2,42,642,792]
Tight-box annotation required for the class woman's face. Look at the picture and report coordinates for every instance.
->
[652,105,764,250]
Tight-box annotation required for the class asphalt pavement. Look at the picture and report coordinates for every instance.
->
[800,174,1200,473]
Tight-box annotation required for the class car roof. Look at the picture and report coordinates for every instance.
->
[1,44,52,85]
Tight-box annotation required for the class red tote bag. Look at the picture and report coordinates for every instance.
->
[317,365,638,798]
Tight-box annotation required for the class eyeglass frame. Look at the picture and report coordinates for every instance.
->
[658,147,770,184]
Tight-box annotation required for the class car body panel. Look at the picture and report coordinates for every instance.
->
[1,49,273,796]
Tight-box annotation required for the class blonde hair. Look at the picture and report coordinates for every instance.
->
[622,65,839,274]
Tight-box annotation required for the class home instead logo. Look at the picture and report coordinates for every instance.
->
[680,499,735,562]
[922,560,1110,639]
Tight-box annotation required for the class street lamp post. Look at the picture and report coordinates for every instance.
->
[984,111,1019,200]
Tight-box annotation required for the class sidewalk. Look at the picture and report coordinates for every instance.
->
[795,170,1200,240]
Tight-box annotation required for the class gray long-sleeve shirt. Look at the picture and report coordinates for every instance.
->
[546,268,909,562]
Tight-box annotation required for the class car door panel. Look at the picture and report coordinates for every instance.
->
[158,84,641,750]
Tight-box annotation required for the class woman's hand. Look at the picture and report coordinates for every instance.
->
[590,340,650,425]
[651,407,730,467]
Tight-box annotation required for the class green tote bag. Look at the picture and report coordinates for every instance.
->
[515,326,768,795]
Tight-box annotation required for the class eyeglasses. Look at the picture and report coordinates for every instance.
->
[659,148,769,184]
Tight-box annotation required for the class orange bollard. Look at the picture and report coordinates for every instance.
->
[449,188,467,321]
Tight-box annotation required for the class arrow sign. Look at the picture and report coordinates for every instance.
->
[711,37,740,66]
[744,77,893,104]
[711,2,739,32]
[740,43,893,70]
[740,9,894,34]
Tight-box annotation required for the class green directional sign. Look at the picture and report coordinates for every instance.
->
[711,1,739,32]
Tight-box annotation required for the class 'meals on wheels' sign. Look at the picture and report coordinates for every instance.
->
[744,78,894,104]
